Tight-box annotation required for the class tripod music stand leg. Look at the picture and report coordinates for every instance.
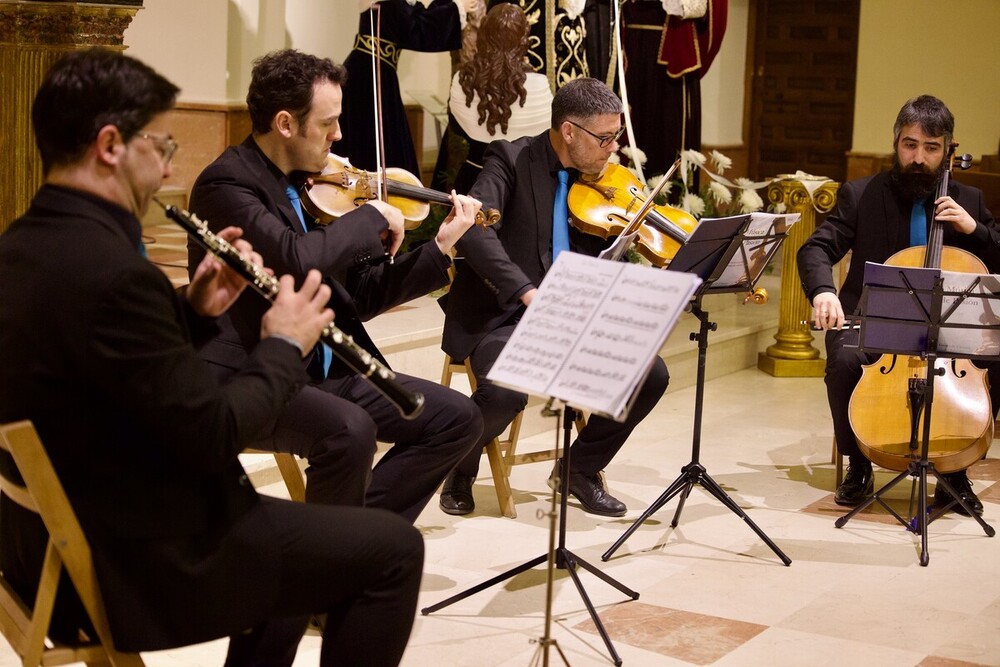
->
[927,469,996,537]
[420,554,547,615]
[424,404,636,666]
[567,549,640,600]
[561,551,625,667]
[918,466,930,566]
[601,469,693,561]
[696,470,792,565]
[834,468,909,528]
[670,475,697,527]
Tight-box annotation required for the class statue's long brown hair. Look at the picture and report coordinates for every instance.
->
[457,3,531,137]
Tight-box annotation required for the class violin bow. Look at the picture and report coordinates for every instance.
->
[366,2,394,262]
[368,2,388,202]
[611,0,645,187]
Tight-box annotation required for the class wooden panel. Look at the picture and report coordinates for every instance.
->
[845,152,891,182]
[161,103,248,201]
[955,171,1000,222]
[748,0,860,183]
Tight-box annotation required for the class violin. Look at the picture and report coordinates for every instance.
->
[301,153,500,230]
[566,161,697,267]
[848,145,992,474]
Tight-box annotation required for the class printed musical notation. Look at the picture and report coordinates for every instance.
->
[488,253,701,421]
[714,212,798,287]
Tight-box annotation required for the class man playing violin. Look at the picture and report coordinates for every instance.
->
[798,95,1000,513]
[439,77,670,517]
[189,48,484,524]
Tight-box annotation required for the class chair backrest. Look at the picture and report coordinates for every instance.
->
[0,420,145,666]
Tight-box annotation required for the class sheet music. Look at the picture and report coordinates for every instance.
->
[714,212,799,287]
[938,270,1000,356]
[487,252,701,421]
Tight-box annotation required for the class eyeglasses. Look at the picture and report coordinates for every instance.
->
[136,132,179,164]
[567,120,624,148]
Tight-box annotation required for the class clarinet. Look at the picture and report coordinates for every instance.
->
[157,201,425,420]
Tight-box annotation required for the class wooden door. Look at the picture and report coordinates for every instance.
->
[746,0,860,183]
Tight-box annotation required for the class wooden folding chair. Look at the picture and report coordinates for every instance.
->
[441,357,524,518]
[832,438,845,489]
[243,450,306,503]
[441,356,587,518]
[0,420,145,666]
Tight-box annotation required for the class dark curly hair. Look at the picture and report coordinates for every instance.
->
[247,49,347,135]
[31,48,179,174]
[456,3,531,137]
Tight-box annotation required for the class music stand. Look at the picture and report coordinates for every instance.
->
[422,253,700,666]
[833,263,997,566]
[602,212,796,565]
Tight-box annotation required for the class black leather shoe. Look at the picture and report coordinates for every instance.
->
[439,472,475,515]
[835,461,873,506]
[934,472,984,517]
[548,463,626,517]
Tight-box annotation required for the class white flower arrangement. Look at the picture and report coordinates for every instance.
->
[621,149,771,219]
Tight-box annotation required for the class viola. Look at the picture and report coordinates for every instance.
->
[566,161,697,267]
[848,146,992,474]
[301,153,500,230]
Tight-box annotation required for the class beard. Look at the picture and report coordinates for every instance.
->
[889,155,944,201]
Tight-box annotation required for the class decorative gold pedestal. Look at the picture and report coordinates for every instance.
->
[757,176,839,377]
[0,1,140,234]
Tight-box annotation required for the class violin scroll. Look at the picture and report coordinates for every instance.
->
[479,207,501,228]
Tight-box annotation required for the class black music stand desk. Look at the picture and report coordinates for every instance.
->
[603,212,797,565]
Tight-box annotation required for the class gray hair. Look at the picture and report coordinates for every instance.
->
[551,77,622,129]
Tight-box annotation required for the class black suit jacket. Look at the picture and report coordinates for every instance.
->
[797,171,1000,314]
[189,136,452,378]
[441,131,606,361]
[0,185,307,649]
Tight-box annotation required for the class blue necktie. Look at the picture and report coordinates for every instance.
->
[910,198,927,247]
[552,169,570,262]
[286,184,332,378]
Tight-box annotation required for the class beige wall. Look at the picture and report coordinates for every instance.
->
[853,0,1000,158]
[701,0,749,146]
[125,0,229,104]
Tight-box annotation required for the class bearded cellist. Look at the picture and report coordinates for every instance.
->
[797,95,1000,514]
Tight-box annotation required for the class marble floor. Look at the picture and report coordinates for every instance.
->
[8,369,996,667]
[6,226,998,666]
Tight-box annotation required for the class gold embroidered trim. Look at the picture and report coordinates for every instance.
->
[352,33,400,70]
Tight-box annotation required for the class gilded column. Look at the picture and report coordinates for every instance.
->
[757,176,838,377]
[0,1,140,234]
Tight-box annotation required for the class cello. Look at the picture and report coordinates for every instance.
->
[848,145,993,473]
